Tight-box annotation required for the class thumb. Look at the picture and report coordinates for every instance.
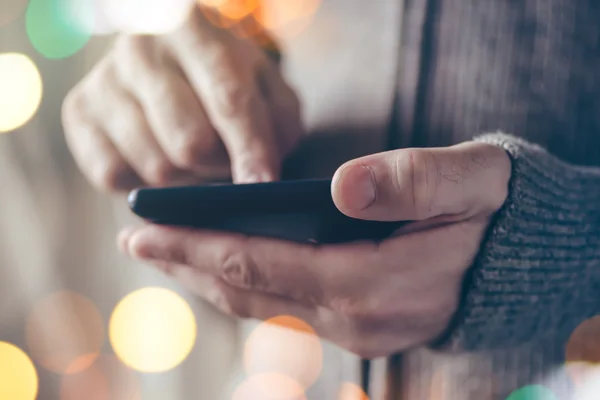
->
[331,141,511,222]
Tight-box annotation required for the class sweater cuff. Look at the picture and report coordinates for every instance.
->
[436,132,600,352]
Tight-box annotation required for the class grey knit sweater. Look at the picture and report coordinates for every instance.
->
[386,0,600,399]
[451,133,600,352]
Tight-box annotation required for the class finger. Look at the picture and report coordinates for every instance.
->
[94,63,187,187]
[114,36,231,179]
[258,61,304,155]
[331,141,511,221]
[119,224,374,307]
[167,9,280,183]
[62,90,142,191]
[167,266,324,328]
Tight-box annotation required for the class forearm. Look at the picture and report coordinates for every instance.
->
[441,133,600,351]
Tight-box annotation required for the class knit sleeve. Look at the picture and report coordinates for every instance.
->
[438,132,600,351]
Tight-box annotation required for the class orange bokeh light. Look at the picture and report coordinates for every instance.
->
[199,0,322,41]
[219,0,260,21]
[244,315,323,391]
[60,355,141,400]
[26,291,104,375]
[565,315,600,384]
[199,0,259,28]
[337,382,369,400]
[566,316,600,363]
[233,373,306,400]
[199,4,237,29]
[254,0,322,38]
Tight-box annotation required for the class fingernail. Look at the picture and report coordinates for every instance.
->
[339,165,376,211]
[238,170,276,184]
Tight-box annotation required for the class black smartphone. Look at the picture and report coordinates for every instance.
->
[128,179,405,244]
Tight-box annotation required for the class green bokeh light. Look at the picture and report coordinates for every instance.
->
[506,385,559,400]
[25,0,92,59]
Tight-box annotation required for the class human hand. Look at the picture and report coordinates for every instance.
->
[118,141,511,358]
[62,5,303,191]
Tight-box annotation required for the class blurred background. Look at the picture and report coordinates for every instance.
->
[4,1,600,399]
[0,1,373,399]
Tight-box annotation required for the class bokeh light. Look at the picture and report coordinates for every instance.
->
[96,0,193,34]
[26,0,92,59]
[338,382,369,400]
[0,341,38,400]
[0,0,29,26]
[569,364,600,400]
[204,0,259,21]
[26,291,104,375]
[255,0,322,39]
[60,355,141,400]
[232,373,306,400]
[198,0,253,31]
[566,316,600,364]
[244,315,322,391]
[505,385,558,400]
[565,315,600,385]
[0,53,43,133]
[199,0,321,41]
[109,287,197,373]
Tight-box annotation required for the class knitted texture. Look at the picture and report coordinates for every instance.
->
[445,133,600,351]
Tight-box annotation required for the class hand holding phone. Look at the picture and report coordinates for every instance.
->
[129,179,406,244]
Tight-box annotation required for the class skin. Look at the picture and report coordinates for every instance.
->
[63,5,513,358]
[62,6,304,190]
[118,142,511,358]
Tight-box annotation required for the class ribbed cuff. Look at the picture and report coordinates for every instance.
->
[437,132,600,352]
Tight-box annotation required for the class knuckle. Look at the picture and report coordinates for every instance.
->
[145,75,178,103]
[212,285,249,319]
[168,5,211,43]
[61,91,92,143]
[204,39,237,71]
[211,77,258,120]
[113,35,153,81]
[62,87,87,124]
[404,149,439,220]
[145,159,176,186]
[218,247,262,290]
[114,35,147,61]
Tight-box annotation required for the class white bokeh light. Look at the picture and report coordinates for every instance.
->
[70,0,194,35]
[570,364,600,400]
[0,53,43,133]
[103,0,193,34]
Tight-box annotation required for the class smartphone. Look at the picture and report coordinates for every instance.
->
[128,179,405,244]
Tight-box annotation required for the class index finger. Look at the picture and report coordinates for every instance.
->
[118,225,374,307]
[167,7,280,183]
